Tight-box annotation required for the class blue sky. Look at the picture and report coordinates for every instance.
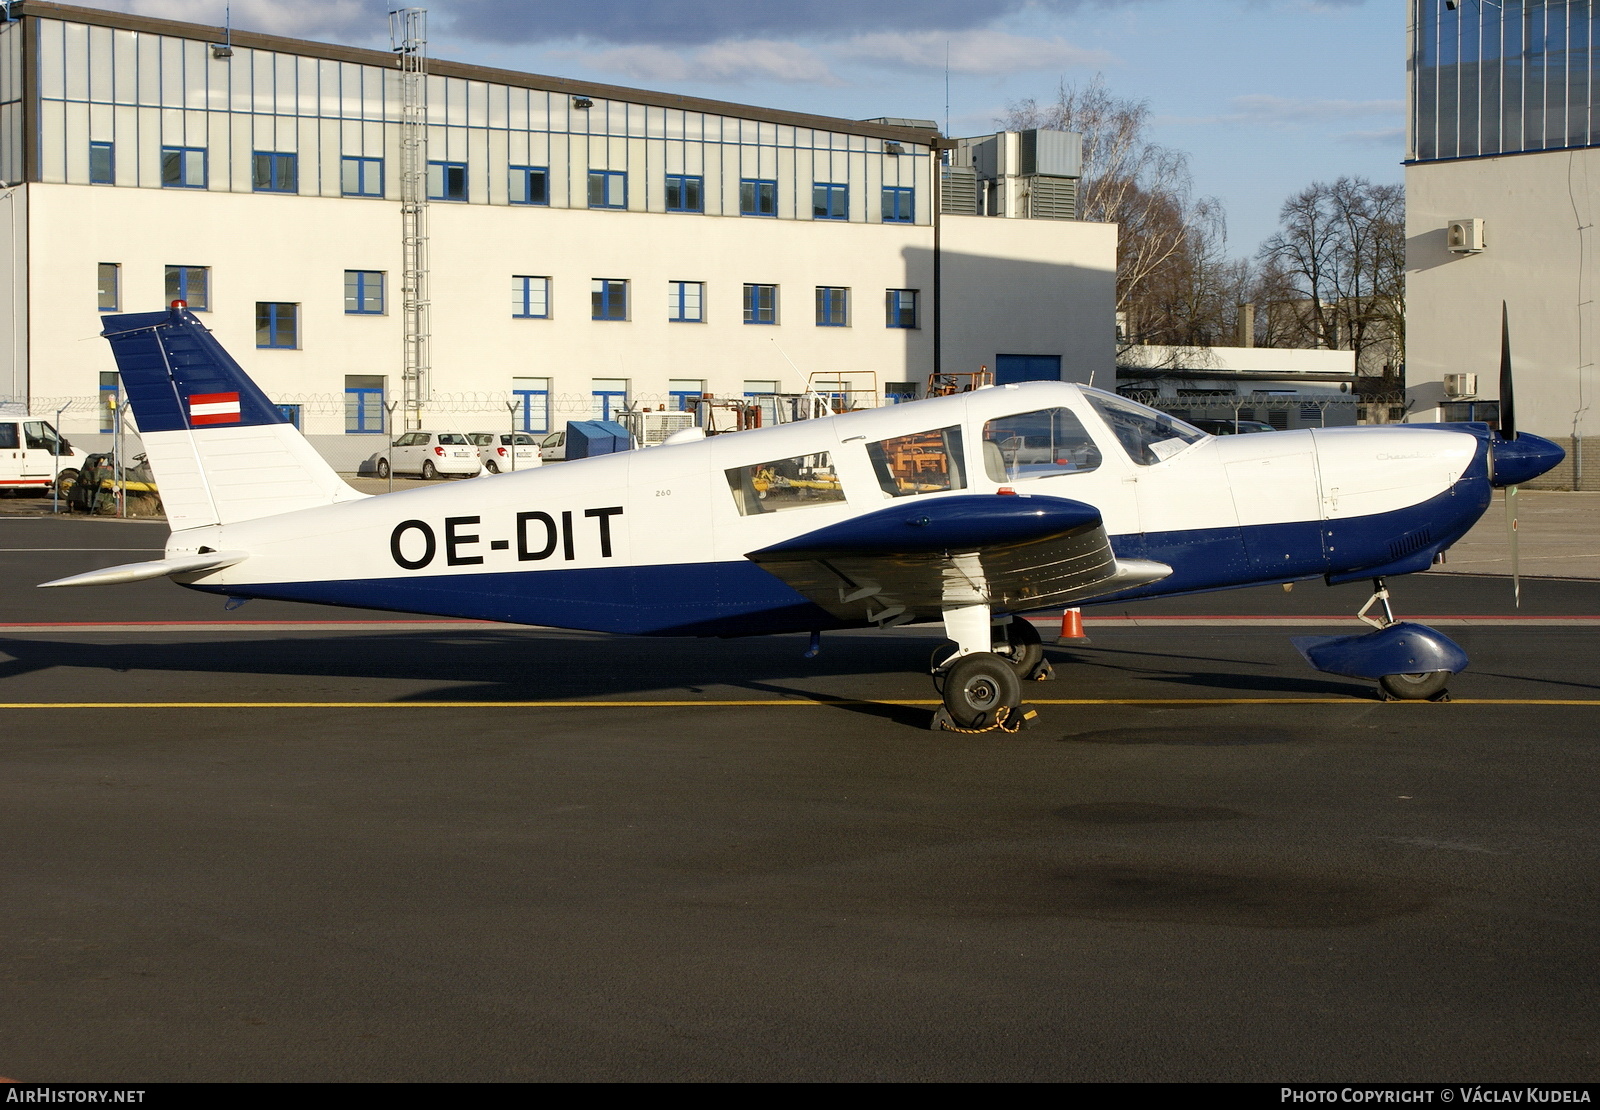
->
[103,0,1402,256]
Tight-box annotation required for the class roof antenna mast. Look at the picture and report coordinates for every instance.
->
[390,7,430,433]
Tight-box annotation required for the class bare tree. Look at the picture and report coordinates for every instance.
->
[1004,76,1230,347]
[1255,177,1405,375]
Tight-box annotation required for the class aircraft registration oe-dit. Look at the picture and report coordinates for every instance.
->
[44,304,1565,731]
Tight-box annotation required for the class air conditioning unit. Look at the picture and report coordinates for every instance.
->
[1447,217,1486,253]
[1444,373,1478,398]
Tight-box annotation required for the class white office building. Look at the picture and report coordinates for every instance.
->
[1406,0,1600,488]
[0,2,1115,470]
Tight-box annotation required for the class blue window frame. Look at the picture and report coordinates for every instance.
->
[588,170,626,209]
[344,380,385,434]
[816,286,848,327]
[592,278,627,321]
[345,270,384,315]
[513,381,551,433]
[743,283,777,325]
[813,183,848,220]
[341,156,383,197]
[256,302,298,349]
[669,281,704,323]
[882,186,915,223]
[252,151,298,193]
[740,178,777,217]
[513,276,550,319]
[277,404,304,429]
[668,380,704,412]
[510,165,548,205]
[99,372,119,433]
[97,263,119,312]
[89,141,114,184]
[886,289,919,329]
[427,161,468,201]
[665,173,703,213]
[165,265,209,311]
[592,379,628,420]
[160,146,206,189]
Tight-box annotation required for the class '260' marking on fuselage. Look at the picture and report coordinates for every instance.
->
[390,508,623,571]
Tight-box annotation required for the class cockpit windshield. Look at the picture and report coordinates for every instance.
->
[1082,387,1207,466]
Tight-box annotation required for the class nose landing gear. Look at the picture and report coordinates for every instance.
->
[1293,577,1468,701]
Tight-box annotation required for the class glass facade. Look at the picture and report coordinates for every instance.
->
[1412,0,1600,162]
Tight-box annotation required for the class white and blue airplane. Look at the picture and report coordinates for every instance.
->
[43,304,1564,729]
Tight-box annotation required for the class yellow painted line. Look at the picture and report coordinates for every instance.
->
[0,698,1598,709]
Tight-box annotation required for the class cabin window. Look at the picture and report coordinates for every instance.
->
[982,408,1102,482]
[1082,388,1206,466]
[725,452,846,516]
[866,426,966,498]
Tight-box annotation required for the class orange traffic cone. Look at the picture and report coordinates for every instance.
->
[1056,607,1090,645]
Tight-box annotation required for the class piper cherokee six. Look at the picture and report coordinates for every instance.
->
[43,305,1564,730]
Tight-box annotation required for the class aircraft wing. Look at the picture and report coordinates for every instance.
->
[746,494,1170,626]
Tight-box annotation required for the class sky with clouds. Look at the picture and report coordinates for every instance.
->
[91,0,1401,255]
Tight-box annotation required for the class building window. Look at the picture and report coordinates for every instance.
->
[813,183,848,220]
[592,278,627,321]
[252,151,298,193]
[669,280,704,323]
[99,371,119,433]
[341,156,382,197]
[815,286,848,327]
[665,173,703,213]
[510,165,548,205]
[344,375,386,434]
[588,170,626,209]
[344,271,384,315]
[513,377,551,433]
[743,283,777,325]
[160,146,206,189]
[882,186,915,223]
[165,265,209,311]
[668,378,704,412]
[89,142,114,185]
[886,289,919,328]
[427,161,468,201]
[514,276,550,319]
[257,302,298,349]
[591,378,628,421]
[277,404,304,429]
[740,179,777,217]
[97,263,119,312]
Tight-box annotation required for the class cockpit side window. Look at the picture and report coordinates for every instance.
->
[866,426,965,497]
[981,408,1101,482]
[725,451,847,516]
[1083,389,1206,466]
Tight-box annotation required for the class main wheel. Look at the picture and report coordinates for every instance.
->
[376,458,390,479]
[485,460,499,474]
[1379,670,1451,701]
[421,460,437,480]
[941,652,1022,730]
[998,616,1045,678]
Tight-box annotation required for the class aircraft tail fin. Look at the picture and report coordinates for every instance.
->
[101,304,365,530]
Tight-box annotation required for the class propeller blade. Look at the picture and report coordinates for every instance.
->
[1506,484,1521,608]
[1499,302,1517,440]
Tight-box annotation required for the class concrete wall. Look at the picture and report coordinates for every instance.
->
[1406,147,1600,486]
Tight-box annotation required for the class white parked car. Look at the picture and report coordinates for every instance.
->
[0,415,85,496]
[376,431,483,479]
[538,430,566,461]
[468,432,541,473]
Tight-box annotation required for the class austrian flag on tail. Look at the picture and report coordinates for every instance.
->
[188,391,242,425]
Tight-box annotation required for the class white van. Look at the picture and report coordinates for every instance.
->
[0,417,84,496]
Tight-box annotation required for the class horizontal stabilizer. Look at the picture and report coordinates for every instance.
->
[38,552,247,588]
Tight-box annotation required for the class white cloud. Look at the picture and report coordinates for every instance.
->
[835,29,1110,75]
[1337,126,1405,146]
[571,40,837,85]
[1162,95,1402,131]
[92,0,380,43]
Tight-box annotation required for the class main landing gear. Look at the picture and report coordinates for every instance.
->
[929,606,1051,732]
[1292,577,1469,702]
